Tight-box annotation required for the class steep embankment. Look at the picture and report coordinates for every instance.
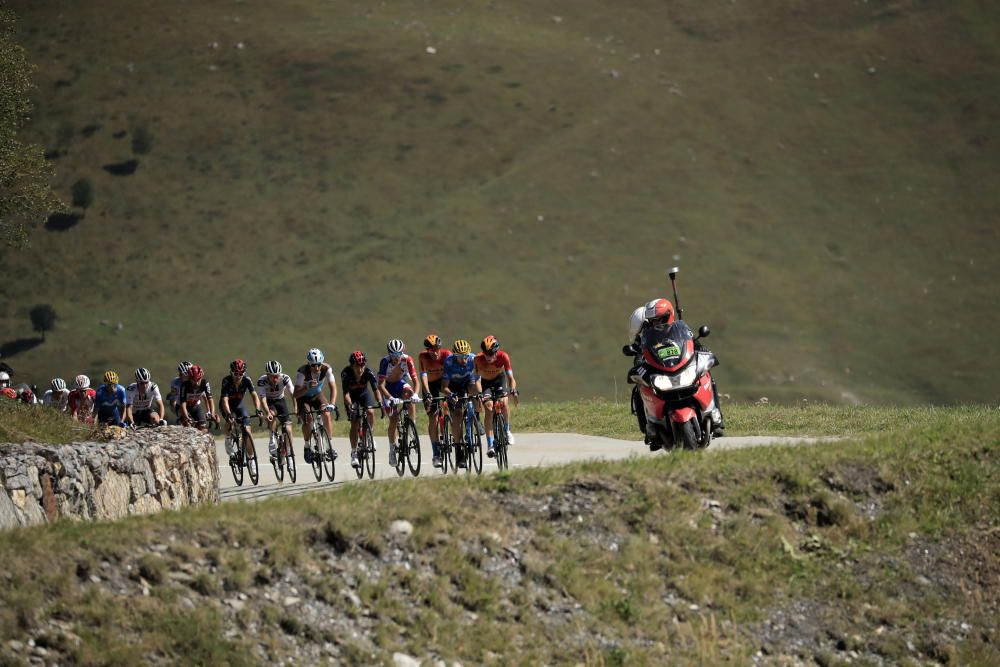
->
[1,0,998,404]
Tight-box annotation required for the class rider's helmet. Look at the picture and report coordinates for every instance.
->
[628,305,646,338]
[135,367,151,383]
[177,361,193,377]
[0,372,10,389]
[350,350,367,366]
[386,339,405,358]
[306,348,324,365]
[188,365,204,383]
[643,298,676,329]
[230,358,246,375]
[51,378,67,392]
[75,374,90,390]
[265,360,282,375]
[480,335,500,354]
[452,339,472,355]
[103,371,119,386]
[423,334,441,349]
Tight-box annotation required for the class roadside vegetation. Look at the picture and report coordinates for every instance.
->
[0,400,99,444]
[0,408,995,664]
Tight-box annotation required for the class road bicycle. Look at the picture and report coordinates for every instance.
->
[451,394,484,475]
[270,411,296,483]
[483,388,518,471]
[387,397,422,477]
[425,396,453,474]
[347,403,377,479]
[301,406,338,481]
[225,411,264,486]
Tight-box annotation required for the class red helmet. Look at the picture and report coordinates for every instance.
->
[643,298,675,326]
[350,350,366,366]
[188,365,204,382]
[230,358,246,375]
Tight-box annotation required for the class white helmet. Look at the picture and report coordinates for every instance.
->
[135,367,151,383]
[265,360,282,374]
[628,306,646,339]
[177,361,193,377]
[51,378,67,392]
[75,374,90,389]
[306,348,324,364]
[386,339,405,355]
[0,372,9,388]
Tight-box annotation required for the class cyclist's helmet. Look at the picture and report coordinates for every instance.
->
[480,335,500,354]
[350,350,367,366]
[75,374,90,390]
[0,372,9,389]
[103,370,119,385]
[387,339,405,356]
[423,334,441,349]
[135,367,151,383]
[188,365,204,383]
[177,361,193,377]
[306,348,324,364]
[643,298,676,328]
[452,339,472,355]
[51,378,67,392]
[230,358,246,375]
[265,360,282,375]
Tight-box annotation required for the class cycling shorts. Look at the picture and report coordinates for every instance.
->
[481,374,508,398]
[384,379,412,399]
[347,387,378,410]
[226,403,250,427]
[424,379,443,414]
[447,378,473,398]
[133,409,158,425]
[186,402,207,425]
[296,393,328,415]
[266,397,291,424]
[97,405,122,426]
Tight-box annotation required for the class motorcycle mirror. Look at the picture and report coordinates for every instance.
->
[622,344,637,357]
[668,266,680,281]
[697,325,710,339]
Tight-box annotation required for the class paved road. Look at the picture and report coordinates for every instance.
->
[218,432,833,503]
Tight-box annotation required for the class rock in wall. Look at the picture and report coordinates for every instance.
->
[0,427,218,530]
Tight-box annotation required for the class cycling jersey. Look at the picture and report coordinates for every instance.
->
[126,382,162,411]
[179,379,212,406]
[295,363,334,398]
[341,365,378,397]
[95,384,128,411]
[474,351,513,381]
[418,348,452,383]
[167,377,183,406]
[68,388,96,415]
[42,390,70,411]
[378,355,417,386]
[220,375,254,406]
[0,387,17,400]
[256,373,294,400]
[442,353,479,385]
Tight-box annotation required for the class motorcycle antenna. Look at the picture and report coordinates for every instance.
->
[668,266,683,320]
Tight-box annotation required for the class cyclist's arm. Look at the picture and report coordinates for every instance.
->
[204,382,214,417]
[292,371,308,399]
[325,367,337,405]
[441,377,452,396]
[418,357,431,395]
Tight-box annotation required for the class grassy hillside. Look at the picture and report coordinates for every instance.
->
[1,0,998,404]
[0,409,996,664]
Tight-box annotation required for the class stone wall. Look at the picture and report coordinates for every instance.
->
[0,427,218,530]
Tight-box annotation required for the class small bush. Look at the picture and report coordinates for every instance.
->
[71,177,94,209]
[131,125,153,155]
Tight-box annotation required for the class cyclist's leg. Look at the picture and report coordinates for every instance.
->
[426,380,441,445]
[297,397,312,441]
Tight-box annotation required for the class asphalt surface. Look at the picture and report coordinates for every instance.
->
[218,430,834,503]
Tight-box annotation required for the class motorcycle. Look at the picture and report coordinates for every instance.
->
[624,267,723,451]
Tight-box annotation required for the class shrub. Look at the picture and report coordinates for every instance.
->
[71,177,94,209]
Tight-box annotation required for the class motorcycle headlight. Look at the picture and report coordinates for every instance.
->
[678,365,697,387]
[652,375,673,392]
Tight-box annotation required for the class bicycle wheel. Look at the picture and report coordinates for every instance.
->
[228,431,244,487]
[470,416,484,475]
[273,433,285,482]
[310,428,324,481]
[354,426,366,479]
[394,416,406,477]
[321,428,335,482]
[364,428,376,479]
[285,434,297,483]
[246,435,259,485]
[493,413,508,470]
[441,417,452,474]
[404,417,421,477]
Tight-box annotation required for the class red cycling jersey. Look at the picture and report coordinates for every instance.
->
[0,388,16,400]
[474,351,512,381]
[418,348,452,383]
[68,388,96,414]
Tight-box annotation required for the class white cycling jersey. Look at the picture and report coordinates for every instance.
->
[42,389,70,411]
[257,373,294,400]
[127,382,162,411]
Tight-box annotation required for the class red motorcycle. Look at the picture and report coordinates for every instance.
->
[625,267,723,450]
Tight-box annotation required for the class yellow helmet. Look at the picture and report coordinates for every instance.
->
[452,339,471,354]
[103,370,119,385]
[480,335,499,353]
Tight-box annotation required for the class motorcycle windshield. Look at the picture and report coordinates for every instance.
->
[642,321,695,371]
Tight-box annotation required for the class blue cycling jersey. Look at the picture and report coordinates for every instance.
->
[442,354,479,384]
[94,384,128,410]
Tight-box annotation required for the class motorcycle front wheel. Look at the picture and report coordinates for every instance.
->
[679,419,699,450]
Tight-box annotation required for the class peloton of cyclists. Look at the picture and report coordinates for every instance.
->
[341,350,381,470]
[377,339,420,468]
[219,359,267,464]
[257,360,296,461]
[293,348,339,465]
[125,368,166,427]
[440,339,482,469]
[474,335,519,458]
[418,333,451,468]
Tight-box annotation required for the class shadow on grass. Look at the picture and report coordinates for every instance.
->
[0,338,43,359]
[45,212,84,231]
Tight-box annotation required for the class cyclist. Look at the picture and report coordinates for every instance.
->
[219,359,266,463]
[42,378,70,412]
[68,375,96,422]
[341,350,381,469]
[440,339,482,469]
[0,372,14,400]
[293,348,338,464]
[93,371,128,426]
[125,368,166,427]
[474,335,520,457]
[377,339,420,468]
[167,361,193,424]
[256,360,296,461]
[418,333,451,467]
[178,364,216,431]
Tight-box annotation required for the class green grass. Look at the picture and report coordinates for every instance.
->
[0,408,996,664]
[0,1,998,406]
[0,400,100,443]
